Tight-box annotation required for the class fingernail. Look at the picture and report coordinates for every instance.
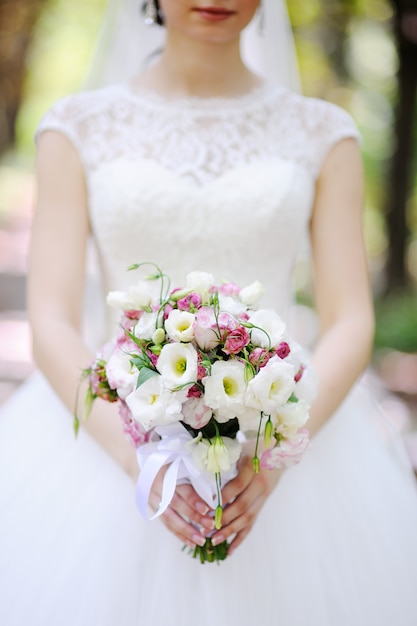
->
[200,517,215,530]
[195,502,209,515]
[211,534,225,547]
[192,534,206,547]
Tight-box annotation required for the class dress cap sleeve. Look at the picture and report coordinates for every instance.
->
[310,99,361,179]
[34,94,84,160]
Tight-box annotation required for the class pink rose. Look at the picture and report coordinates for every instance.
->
[195,353,208,381]
[177,292,202,311]
[181,396,212,429]
[276,341,291,359]
[118,401,148,447]
[219,282,240,298]
[89,358,118,402]
[260,429,310,470]
[163,303,174,319]
[187,383,202,398]
[248,347,271,368]
[123,309,142,321]
[294,364,306,383]
[193,307,221,351]
[115,333,137,351]
[218,311,238,332]
[223,326,250,355]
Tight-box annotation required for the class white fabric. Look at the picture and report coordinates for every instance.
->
[34,83,359,335]
[84,0,301,91]
[1,85,417,625]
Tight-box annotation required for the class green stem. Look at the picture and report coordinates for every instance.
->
[253,411,264,473]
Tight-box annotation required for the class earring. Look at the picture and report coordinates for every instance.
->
[144,0,157,26]
[258,2,265,36]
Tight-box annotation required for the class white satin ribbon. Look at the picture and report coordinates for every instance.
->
[136,423,237,521]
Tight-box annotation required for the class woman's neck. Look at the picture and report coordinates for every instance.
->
[134,32,262,99]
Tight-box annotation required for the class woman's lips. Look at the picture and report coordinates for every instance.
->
[193,6,236,21]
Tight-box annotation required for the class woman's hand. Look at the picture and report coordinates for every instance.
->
[210,455,283,556]
[146,454,283,554]
[147,468,215,549]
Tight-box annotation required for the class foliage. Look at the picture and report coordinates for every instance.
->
[2,0,416,350]
[16,0,106,152]
[374,291,417,352]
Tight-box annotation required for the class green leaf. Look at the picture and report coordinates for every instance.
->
[244,361,255,384]
[288,393,299,403]
[73,414,80,438]
[130,354,151,369]
[83,386,95,420]
[136,366,158,389]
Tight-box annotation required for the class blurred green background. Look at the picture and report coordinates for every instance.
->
[0,0,416,407]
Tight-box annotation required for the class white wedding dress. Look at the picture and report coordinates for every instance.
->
[1,82,417,626]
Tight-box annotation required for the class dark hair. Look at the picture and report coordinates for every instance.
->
[142,1,165,26]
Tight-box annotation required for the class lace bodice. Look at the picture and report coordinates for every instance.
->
[37,83,359,335]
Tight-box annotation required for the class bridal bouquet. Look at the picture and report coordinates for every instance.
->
[78,264,316,563]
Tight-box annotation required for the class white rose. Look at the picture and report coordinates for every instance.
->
[273,400,310,437]
[282,337,304,369]
[295,365,318,404]
[164,309,195,343]
[106,281,153,310]
[239,280,265,306]
[105,351,137,398]
[235,407,263,433]
[157,342,198,388]
[249,309,286,349]
[134,311,159,340]
[106,290,131,310]
[125,374,183,431]
[218,294,247,317]
[245,356,296,413]
[185,271,215,295]
[203,360,249,422]
[190,435,242,474]
[126,281,153,309]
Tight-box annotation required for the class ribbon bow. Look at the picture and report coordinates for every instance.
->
[136,423,221,521]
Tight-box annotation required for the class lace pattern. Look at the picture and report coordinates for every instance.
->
[36,83,360,186]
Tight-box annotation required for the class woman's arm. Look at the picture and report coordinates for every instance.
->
[209,137,374,553]
[29,131,139,477]
[30,131,223,542]
[307,137,374,435]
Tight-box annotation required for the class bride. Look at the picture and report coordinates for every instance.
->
[1,1,417,624]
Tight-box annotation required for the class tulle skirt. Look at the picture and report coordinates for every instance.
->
[1,371,417,626]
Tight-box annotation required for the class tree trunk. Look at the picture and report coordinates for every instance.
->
[385,1,417,291]
[0,0,46,155]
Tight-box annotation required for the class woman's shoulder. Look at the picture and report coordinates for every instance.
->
[35,84,126,145]
[271,87,360,178]
[34,83,134,170]
[275,87,359,138]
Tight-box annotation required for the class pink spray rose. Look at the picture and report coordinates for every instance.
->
[118,400,148,447]
[222,326,251,355]
[248,347,272,369]
[294,364,306,383]
[177,292,202,311]
[260,429,310,469]
[276,341,291,359]
[89,358,118,402]
[187,383,203,398]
